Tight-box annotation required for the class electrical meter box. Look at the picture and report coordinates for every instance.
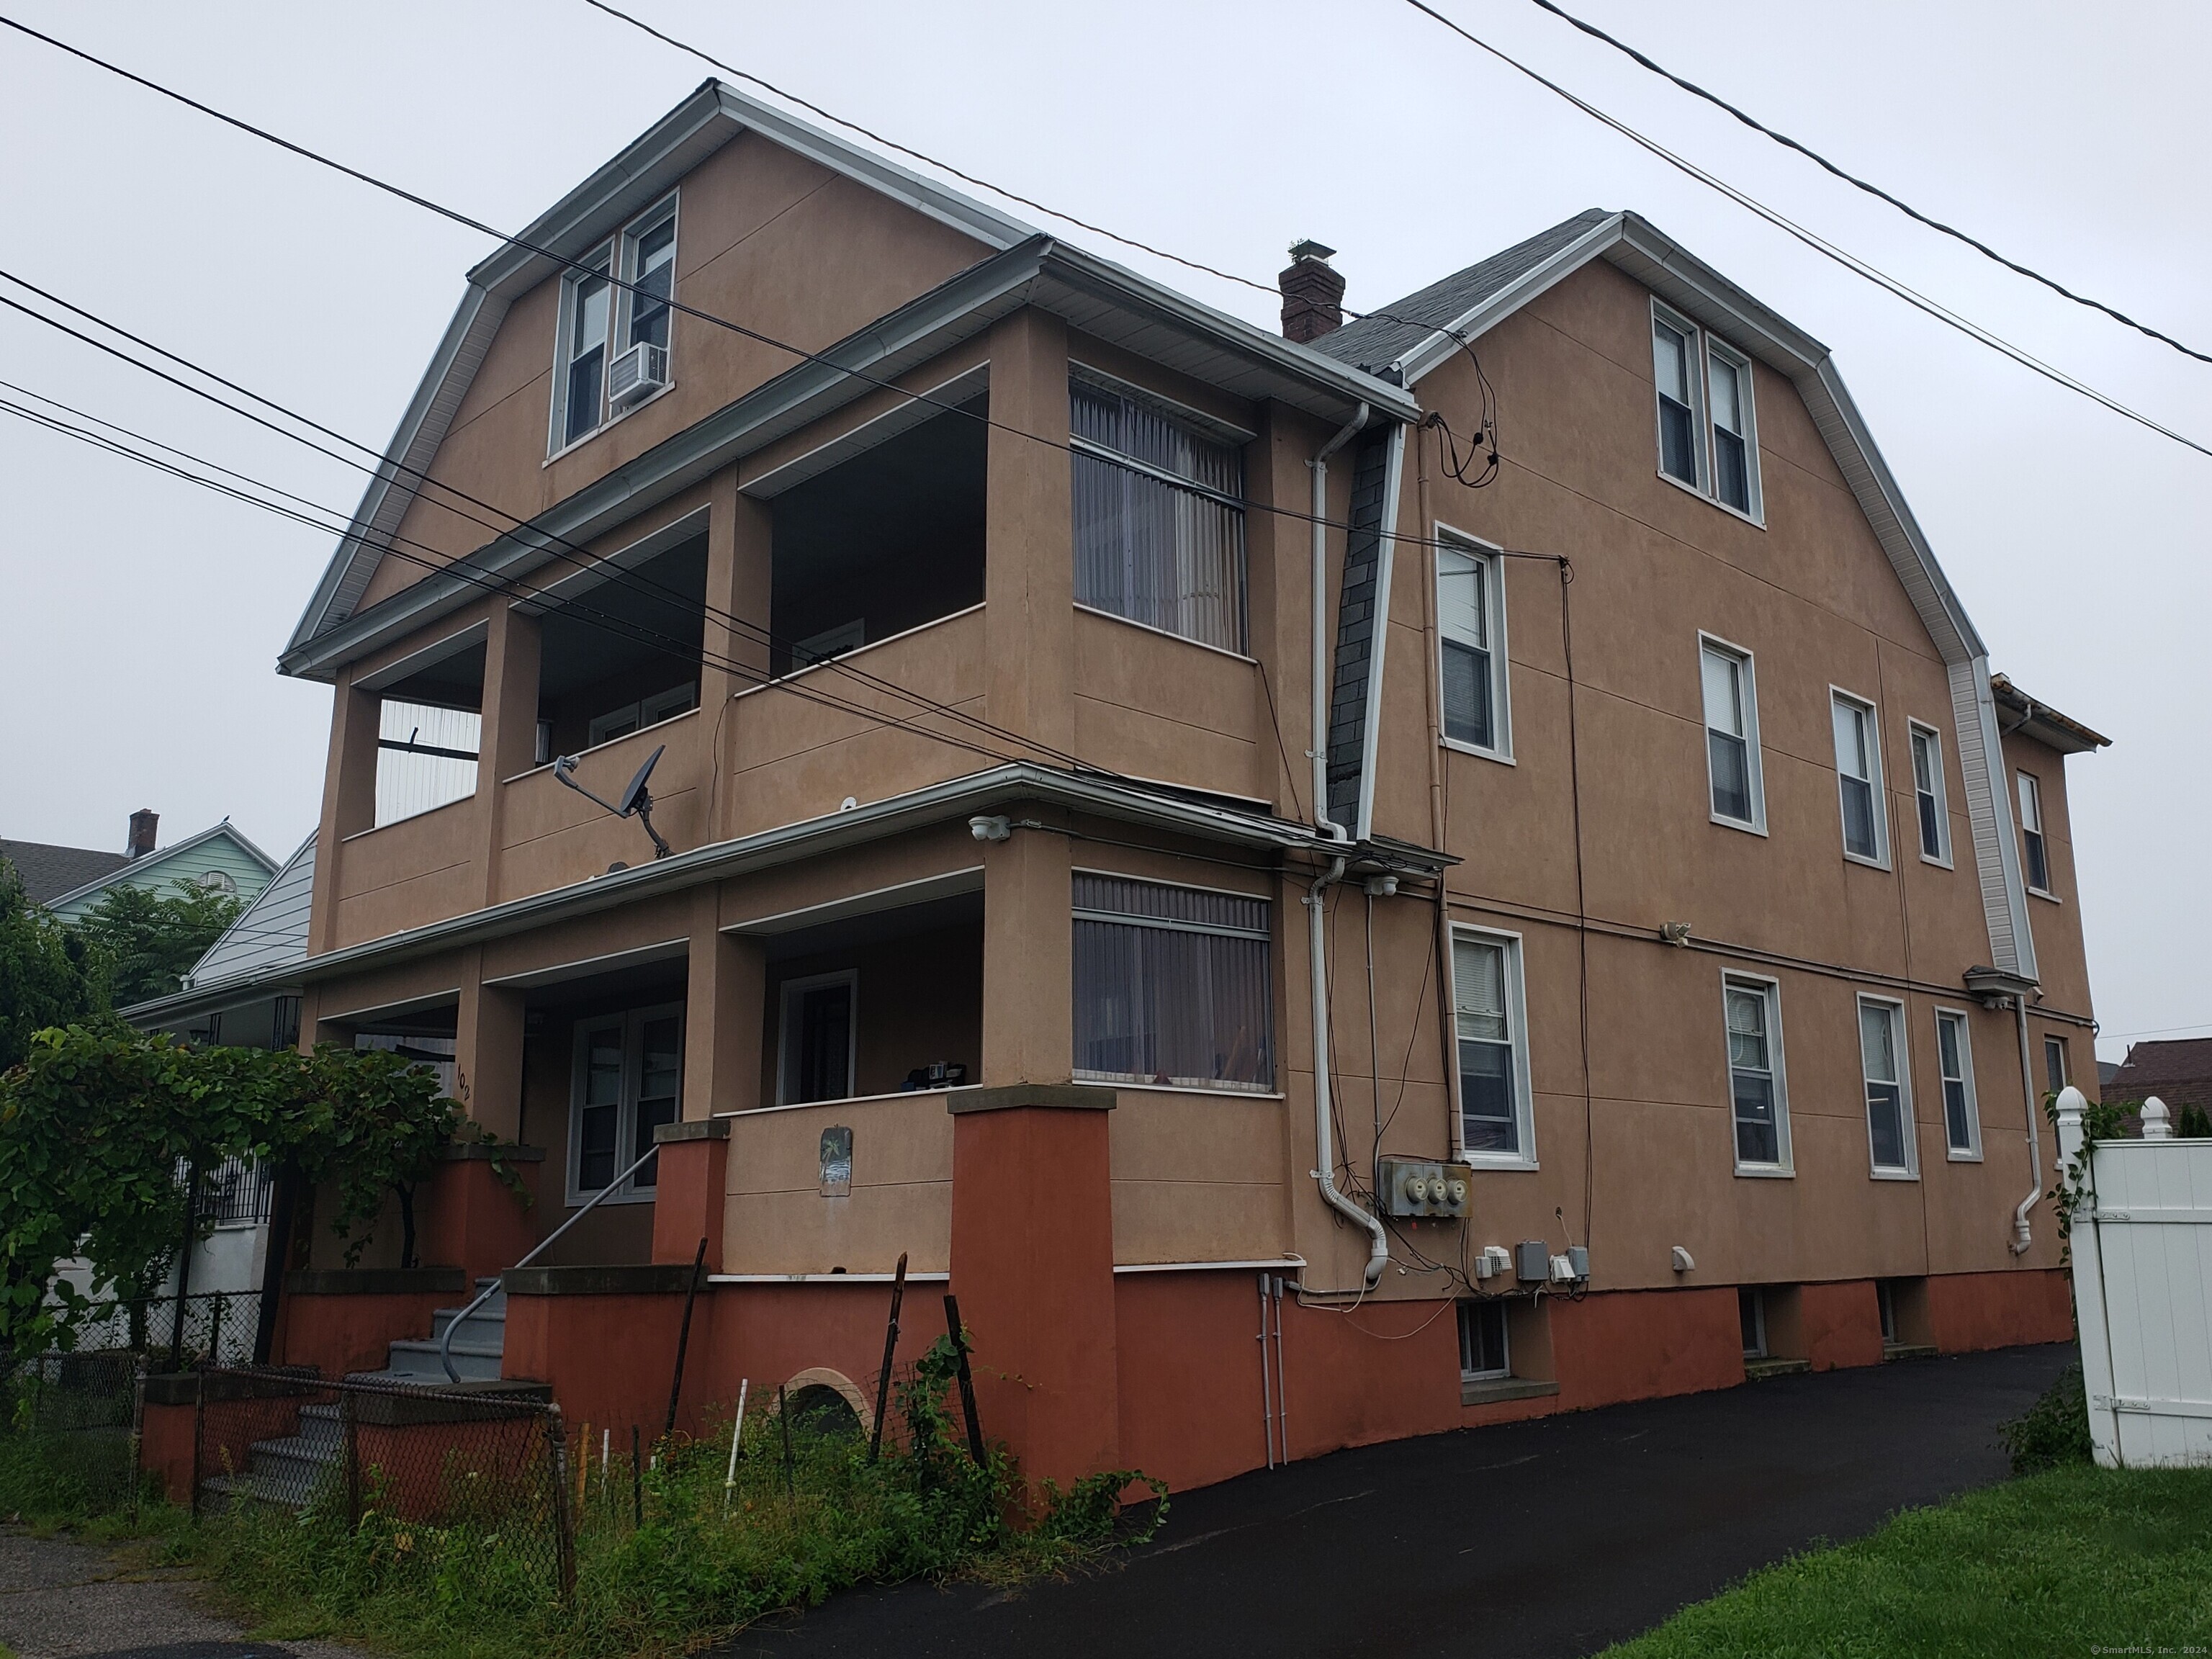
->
[1377,1159,1470,1218]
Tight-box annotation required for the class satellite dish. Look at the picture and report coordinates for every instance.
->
[551,742,673,860]
[616,745,665,817]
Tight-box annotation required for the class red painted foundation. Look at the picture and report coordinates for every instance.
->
[140,1398,197,1506]
[1930,1267,2072,1353]
[1550,1287,1745,1411]
[502,1288,700,1442]
[1801,1280,1887,1370]
[279,1290,452,1380]
[421,1153,539,1286]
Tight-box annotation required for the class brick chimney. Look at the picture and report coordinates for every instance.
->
[1279,239,1346,343]
[127,808,158,860]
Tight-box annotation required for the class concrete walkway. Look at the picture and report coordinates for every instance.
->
[716,1342,2073,1659]
[0,1530,373,1659]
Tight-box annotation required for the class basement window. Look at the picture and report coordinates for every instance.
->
[1459,1300,1509,1380]
[1739,1287,1766,1358]
[1071,374,1249,654]
[1071,874,1273,1092]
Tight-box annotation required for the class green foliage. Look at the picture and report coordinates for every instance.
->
[2044,1089,2133,1259]
[0,860,103,1073]
[2000,1362,2095,1475]
[73,878,243,1009]
[0,1027,472,1353]
[1601,1462,2212,1657]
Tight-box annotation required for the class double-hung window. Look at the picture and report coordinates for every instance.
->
[1070,374,1249,654]
[1858,997,1916,1177]
[1452,928,1534,1162]
[1909,722,1951,864]
[1699,637,1764,830]
[570,1004,683,1202]
[1724,976,1790,1172]
[1831,691,1887,865]
[2044,1035,2069,1097]
[552,197,678,453]
[1936,1009,1980,1158]
[1071,875,1273,1092]
[1651,302,1763,520]
[1437,533,1511,757]
[2018,771,2052,894]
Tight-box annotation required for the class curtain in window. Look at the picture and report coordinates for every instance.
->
[1861,1003,1907,1169]
[1071,876,1271,1089]
[1455,937,1518,1155]
[1727,986,1779,1164]
[1071,382,1246,652]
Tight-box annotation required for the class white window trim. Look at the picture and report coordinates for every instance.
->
[1703,336,1765,525]
[1856,994,1918,1180]
[546,192,682,461]
[1907,720,1954,869]
[1698,632,1767,835]
[1434,525,1514,765]
[1650,299,1766,529]
[617,192,680,356]
[1459,1300,1511,1381]
[1722,970,1793,1177]
[1450,924,1538,1170]
[1934,1005,1983,1162]
[2018,770,2059,900]
[1830,685,1892,870]
[776,969,860,1107]
[565,1001,685,1207]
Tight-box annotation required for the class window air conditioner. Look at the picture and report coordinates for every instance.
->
[607,341,669,410]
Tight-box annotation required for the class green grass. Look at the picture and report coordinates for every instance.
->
[1604,1462,2212,1657]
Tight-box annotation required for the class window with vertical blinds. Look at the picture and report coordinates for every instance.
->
[1071,377,1247,653]
[1071,875,1272,1091]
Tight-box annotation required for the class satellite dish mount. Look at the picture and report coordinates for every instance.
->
[552,744,672,859]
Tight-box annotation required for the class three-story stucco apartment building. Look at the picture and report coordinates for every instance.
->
[140,81,2104,1493]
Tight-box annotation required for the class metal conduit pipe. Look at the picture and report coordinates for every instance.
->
[1308,854,1389,1288]
[1310,404,1370,839]
[2010,992,2044,1254]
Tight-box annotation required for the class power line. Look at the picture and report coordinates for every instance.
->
[1521,0,2212,367]
[1399,0,2212,462]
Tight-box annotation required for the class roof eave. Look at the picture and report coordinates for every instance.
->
[37,822,279,913]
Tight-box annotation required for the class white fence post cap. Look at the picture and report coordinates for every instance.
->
[2055,1084,2087,1128]
[2141,1096,2172,1140]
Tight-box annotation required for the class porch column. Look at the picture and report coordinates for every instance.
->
[438,956,538,1282]
[655,886,761,1266]
[953,825,1119,1492]
[474,603,541,907]
[703,469,773,842]
[310,667,381,954]
[982,307,1075,757]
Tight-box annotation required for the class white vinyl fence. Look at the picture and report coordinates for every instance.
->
[2058,1087,2212,1466]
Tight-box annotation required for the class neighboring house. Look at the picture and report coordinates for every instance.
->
[2103,1039,2212,1116]
[5,809,279,922]
[127,84,2108,1491]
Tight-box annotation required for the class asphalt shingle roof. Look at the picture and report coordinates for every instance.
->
[2105,1039,2212,1112]
[1311,210,1615,375]
[0,839,131,906]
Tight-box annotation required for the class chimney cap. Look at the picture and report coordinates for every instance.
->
[1287,238,1337,264]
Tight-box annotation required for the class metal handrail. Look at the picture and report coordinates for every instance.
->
[439,1141,662,1383]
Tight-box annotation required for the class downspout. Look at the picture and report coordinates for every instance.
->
[1305,402,1388,1291]
[1309,854,1388,1288]
[2010,992,2043,1254]
[1310,405,1370,839]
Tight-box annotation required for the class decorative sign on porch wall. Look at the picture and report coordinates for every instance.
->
[819,1126,854,1198]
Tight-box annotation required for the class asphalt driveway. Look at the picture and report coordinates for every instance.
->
[717,1341,2072,1659]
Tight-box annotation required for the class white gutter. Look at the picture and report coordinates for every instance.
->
[1308,854,1388,1290]
[1310,404,1370,837]
[2010,992,2044,1254]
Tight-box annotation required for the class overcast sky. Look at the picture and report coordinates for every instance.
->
[0,1,2203,1060]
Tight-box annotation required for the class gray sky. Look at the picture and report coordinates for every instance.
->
[1,1,2202,1061]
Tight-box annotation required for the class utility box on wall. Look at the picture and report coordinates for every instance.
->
[1377,1159,1470,1218]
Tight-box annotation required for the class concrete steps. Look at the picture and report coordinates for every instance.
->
[202,1280,516,1509]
